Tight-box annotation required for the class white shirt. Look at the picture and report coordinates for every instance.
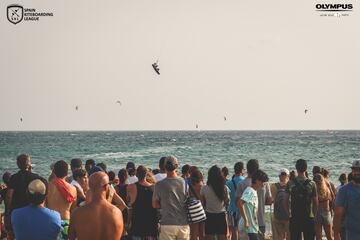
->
[154,173,167,182]
[128,175,138,184]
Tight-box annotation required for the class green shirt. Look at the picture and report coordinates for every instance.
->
[238,186,258,234]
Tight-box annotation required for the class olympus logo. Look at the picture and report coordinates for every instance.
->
[316,4,353,11]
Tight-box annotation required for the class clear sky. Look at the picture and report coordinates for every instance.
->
[1,0,359,131]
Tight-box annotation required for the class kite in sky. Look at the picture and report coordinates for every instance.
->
[75,106,79,111]
[152,61,160,75]
[305,109,308,114]
[116,100,122,106]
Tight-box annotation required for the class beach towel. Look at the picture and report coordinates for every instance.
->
[52,178,76,203]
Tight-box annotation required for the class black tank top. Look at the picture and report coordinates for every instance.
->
[131,183,159,237]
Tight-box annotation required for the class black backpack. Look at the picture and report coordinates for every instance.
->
[290,178,313,219]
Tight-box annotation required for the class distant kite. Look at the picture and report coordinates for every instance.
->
[196,124,199,129]
[20,117,23,122]
[224,116,227,121]
[305,109,308,114]
[116,100,122,106]
[152,61,160,75]
[75,106,79,111]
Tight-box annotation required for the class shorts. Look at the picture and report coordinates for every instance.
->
[159,225,189,240]
[314,208,332,225]
[227,211,238,227]
[204,212,227,235]
[61,219,70,239]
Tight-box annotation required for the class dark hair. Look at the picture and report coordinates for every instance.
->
[128,168,136,176]
[190,169,203,184]
[152,168,160,175]
[295,159,307,172]
[159,157,166,171]
[290,170,296,181]
[73,169,87,181]
[126,162,135,170]
[348,172,353,182]
[96,163,107,173]
[251,169,269,184]
[221,167,229,178]
[118,168,128,183]
[182,164,191,175]
[312,166,321,175]
[85,159,95,172]
[54,160,69,178]
[322,168,329,178]
[70,158,82,170]
[27,178,48,205]
[108,171,116,182]
[2,172,11,185]
[234,162,244,175]
[17,154,31,171]
[247,159,259,176]
[339,173,347,185]
[207,165,226,202]
[136,165,147,181]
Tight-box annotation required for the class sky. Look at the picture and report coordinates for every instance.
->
[1,0,359,131]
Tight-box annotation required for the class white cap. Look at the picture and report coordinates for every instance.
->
[279,168,290,176]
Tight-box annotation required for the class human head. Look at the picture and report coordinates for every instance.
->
[312,166,322,176]
[295,159,307,173]
[73,169,88,189]
[322,168,330,178]
[289,170,297,181]
[313,173,331,200]
[221,167,229,179]
[251,169,269,190]
[278,168,290,183]
[96,163,107,173]
[159,157,166,172]
[17,154,31,171]
[164,156,179,172]
[338,173,347,185]
[246,159,259,176]
[85,159,95,173]
[27,178,47,206]
[234,162,244,175]
[117,168,128,184]
[53,160,69,178]
[182,164,191,177]
[70,158,82,172]
[351,159,360,184]
[126,162,135,176]
[2,172,11,185]
[108,171,116,182]
[136,165,147,181]
[89,172,109,195]
[88,165,104,176]
[190,169,203,184]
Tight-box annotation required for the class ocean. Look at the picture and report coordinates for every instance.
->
[0,130,359,184]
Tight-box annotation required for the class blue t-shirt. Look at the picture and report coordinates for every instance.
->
[335,182,360,236]
[12,205,61,240]
[226,175,245,213]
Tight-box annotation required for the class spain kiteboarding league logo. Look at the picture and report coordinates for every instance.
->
[7,4,23,24]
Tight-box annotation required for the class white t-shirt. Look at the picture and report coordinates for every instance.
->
[154,173,167,182]
[128,175,138,184]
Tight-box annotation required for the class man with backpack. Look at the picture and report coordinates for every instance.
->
[271,168,290,240]
[284,159,318,240]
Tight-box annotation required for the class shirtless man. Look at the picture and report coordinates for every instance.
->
[69,172,123,240]
[47,160,77,239]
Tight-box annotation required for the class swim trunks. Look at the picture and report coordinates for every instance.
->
[60,219,70,239]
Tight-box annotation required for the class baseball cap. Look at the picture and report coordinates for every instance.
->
[279,168,290,176]
[351,159,360,168]
[28,179,46,195]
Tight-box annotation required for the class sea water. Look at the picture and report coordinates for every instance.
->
[1,130,359,183]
